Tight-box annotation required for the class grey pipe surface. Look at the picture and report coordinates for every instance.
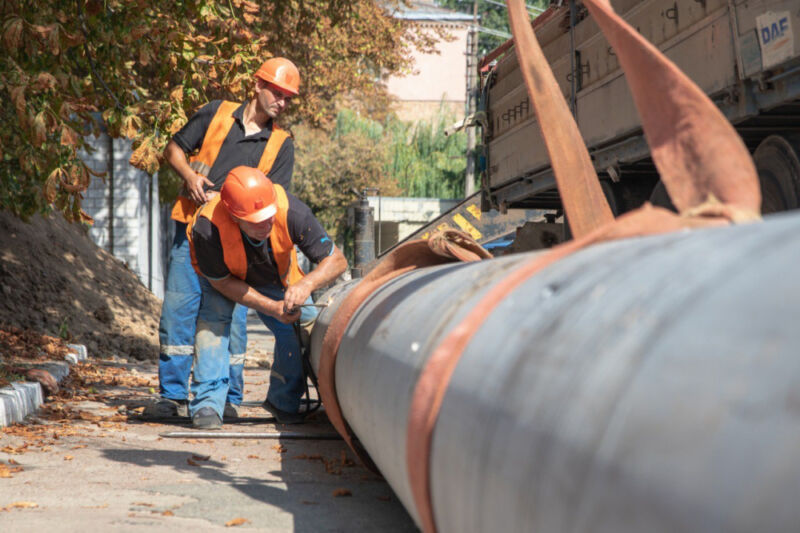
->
[310,211,800,533]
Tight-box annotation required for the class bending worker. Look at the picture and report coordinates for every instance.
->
[149,58,300,420]
[187,165,347,429]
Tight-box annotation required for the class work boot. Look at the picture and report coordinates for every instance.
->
[143,398,189,418]
[262,398,305,425]
[192,407,222,430]
[223,402,239,421]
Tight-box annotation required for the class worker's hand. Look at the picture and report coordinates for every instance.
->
[185,171,215,205]
[274,306,301,325]
[283,280,313,315]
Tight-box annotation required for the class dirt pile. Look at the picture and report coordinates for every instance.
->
[0,210,160,360]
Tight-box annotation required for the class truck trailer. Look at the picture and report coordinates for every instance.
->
[480,0,800,244]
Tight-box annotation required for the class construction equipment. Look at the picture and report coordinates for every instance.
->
[480,1,800,240]
[309,2,800,532]
[312,212,800,533]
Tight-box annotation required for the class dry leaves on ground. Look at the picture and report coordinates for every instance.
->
[1,501,38,511]
[293,450,355,476]
[225,517,250,527]
[0,462,24,478]
[271,444,287,454]
[0,326,68,361]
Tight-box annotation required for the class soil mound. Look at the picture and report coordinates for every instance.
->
[0,210,160,360]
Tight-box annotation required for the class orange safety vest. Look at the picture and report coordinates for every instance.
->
[187,183,305,288]
[170,100,290,223]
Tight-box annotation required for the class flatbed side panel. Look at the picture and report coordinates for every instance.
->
[487,0,738,191]
[579,10,737,149]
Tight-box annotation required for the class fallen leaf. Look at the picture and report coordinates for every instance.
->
[225,517,249,527]
[133,502,153,507]
[8,459,19,465]
[332,488,352,497]
[162,510,174,516]
[271,444,286,454]
[247,455,260,459]
[71,445,87,450]
[63,455,74,461]
[301,500,319,505]
[187,458,200,466]
[377,495,391,502]
[340,450,354,467]
[191,454,210,461]
[8,501,38,509]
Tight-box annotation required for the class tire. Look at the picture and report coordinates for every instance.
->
[753,135,800,215]
[562,180,618,241]
[648,134,800,216]
[648,179,677,212]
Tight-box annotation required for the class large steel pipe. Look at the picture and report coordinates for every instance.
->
[310,212,800,533]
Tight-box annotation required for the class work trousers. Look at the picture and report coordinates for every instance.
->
[157,221,247,405]
[190,277,317,418]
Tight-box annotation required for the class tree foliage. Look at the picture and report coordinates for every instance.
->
[0,0,437,221]
[293,108,467,241]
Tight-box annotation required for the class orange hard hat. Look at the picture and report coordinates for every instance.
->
[221,166,277,223]
[254,57,300,96]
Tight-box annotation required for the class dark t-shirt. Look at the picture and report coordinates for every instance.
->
[173,100,294,190]
[192,193,333,287]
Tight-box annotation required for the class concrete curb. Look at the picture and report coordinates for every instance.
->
[0,344,88,428]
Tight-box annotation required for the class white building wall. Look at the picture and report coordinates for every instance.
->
[367,196,460,242]
[81,133,165,300]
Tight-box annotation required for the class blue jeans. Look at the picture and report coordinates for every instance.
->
[157,222,248,405]
[190,277,317,418]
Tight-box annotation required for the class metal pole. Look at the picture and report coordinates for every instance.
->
[148,173,153,291]
[569,0,578,117]
[377,193,382,255]
[159,431,342,440]
[107,134,114,255]
[465,3,479,197]
[351,192,375,278]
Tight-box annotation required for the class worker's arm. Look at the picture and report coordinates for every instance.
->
[208,275,300,325]
[163,139,215,205]
[283,245,348,312]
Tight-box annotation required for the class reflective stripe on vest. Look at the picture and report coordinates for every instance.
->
[187,183,304,288]
[170,101,290,223]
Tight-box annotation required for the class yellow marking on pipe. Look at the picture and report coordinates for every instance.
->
[421,232,430,240]
[452,213,482,240]
[466,204,482,220]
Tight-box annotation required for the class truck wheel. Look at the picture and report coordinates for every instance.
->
[753,135,800,215]
[562,180,619,241]
[648,180,677,212]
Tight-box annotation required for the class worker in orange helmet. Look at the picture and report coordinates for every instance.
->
[147,58,301,421]
[186,166,347,429]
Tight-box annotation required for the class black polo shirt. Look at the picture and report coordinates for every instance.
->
[192,192,334,287]
[173,100,294,191]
